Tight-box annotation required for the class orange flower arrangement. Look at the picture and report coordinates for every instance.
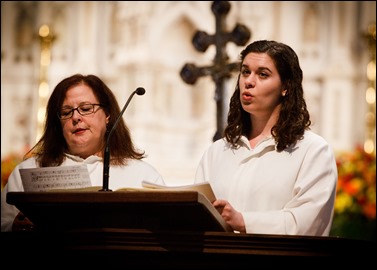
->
[1,152,24,190]
[334,145,376,219]
[331,145,376,240]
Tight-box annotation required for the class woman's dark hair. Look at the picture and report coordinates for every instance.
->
[224,40,311,152]
[25,74,144,166]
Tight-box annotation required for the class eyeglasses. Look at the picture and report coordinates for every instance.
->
[57,104,103,120]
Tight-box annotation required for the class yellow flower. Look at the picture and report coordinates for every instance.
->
[334,192,353,214]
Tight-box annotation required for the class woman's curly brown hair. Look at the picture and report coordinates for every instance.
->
[224,40,311,152]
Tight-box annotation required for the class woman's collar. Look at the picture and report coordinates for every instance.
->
[64,153,102,163]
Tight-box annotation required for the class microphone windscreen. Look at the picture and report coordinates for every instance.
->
[136,87,146,95]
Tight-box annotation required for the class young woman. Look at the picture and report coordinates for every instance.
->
[195,40,338,236]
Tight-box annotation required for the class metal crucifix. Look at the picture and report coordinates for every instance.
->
[180,1,251,141]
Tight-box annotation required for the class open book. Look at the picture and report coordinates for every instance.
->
[19,165,217,204]
[141,180,216,203]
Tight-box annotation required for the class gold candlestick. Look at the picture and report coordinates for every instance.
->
[364,23,376,154]
[36,24,55,142]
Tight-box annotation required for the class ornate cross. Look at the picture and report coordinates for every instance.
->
[180,1,251,141]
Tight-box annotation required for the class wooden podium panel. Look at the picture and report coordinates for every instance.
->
[2,228,375,268]
[5,191,375,268]
[6,190,232,232]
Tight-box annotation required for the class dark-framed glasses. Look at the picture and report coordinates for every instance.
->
[57,104,103,120]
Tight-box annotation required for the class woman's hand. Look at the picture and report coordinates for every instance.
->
[213,199,246,233]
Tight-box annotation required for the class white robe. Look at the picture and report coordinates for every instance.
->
[195,130,338,236]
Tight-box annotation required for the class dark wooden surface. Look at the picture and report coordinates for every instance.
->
[2,228,375,268]
[4,191,376,268]
[6,191,232,232]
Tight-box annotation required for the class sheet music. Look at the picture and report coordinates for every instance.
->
[19,165,91,192]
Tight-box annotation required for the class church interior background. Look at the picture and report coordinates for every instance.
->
[1,1,376,240]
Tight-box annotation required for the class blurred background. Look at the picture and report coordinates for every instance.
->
[1,1,376,240]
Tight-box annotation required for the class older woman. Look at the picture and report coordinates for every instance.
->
[1,74,165,231]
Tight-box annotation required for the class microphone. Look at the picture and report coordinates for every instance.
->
[100,87,146,191]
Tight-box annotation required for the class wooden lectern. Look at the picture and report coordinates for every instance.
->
[4,191,376,268]
[6,190,232,232]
